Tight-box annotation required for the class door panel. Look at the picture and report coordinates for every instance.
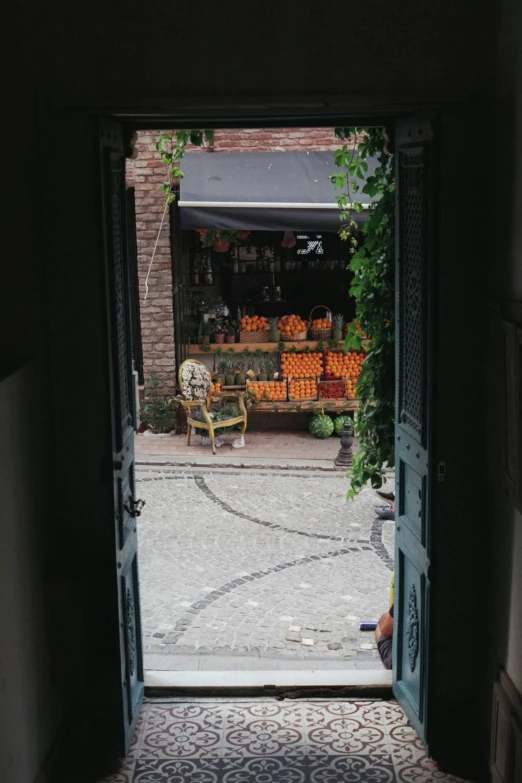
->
[393,118,436,748]
[99,118,144,753]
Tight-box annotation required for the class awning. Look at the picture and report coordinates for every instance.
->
[179,151,379,232]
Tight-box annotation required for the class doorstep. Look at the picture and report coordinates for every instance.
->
[145,668,392,690]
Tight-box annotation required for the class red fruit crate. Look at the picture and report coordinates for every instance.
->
[318,378,346,400]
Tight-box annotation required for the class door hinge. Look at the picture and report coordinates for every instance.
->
[437,461,446,482]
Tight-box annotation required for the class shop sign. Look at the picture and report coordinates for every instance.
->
[296,234,324,255]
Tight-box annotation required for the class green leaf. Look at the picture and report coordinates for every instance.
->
[330,172,347,188]
[190,130,203,146]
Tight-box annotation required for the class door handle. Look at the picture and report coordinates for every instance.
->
[125,498,145,517]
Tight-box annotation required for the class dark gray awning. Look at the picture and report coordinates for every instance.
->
[179,151,378,231]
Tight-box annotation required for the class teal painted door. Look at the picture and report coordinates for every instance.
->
[393,118,436,748]
[99,118,144,753]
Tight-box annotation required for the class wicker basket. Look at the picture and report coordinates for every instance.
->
[240,330,270,343]
[308,305,333,340]
[288,377,319,402]
[286,329,308,342]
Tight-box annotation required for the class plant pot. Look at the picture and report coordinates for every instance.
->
[199,336,210,344]
[214,333,225,344]
[213,239,230,253]
[225,335,236,344]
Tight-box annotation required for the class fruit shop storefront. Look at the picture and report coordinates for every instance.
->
[173,150,375,431]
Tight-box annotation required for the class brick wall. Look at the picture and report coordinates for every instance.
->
[184,127,340,154]
[127,132,177,395]
[128,128,341,395]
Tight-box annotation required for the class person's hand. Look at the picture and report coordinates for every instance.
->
[375,611,394,643]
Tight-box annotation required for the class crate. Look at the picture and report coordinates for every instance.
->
[288,377,319,402]
[280,351,324,379]
[345,377,359,400]
[318,378,346,400]
[246,380,288,401]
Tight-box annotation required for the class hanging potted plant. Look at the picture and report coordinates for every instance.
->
[196,228,244,253]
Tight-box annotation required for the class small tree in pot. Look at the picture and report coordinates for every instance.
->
[198,318,211,344]
[213,316,226,343]
[225,324,236,344]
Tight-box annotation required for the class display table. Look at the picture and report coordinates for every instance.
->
[189,342,361,414]
[189,341,328,353]
[251,398,359,413]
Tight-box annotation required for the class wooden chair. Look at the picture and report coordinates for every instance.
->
[178,359,247,455]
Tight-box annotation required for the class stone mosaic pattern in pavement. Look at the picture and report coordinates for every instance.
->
[102,698,469,782]
[137,469,395,669]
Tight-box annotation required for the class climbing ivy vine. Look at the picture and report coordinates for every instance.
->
[156,130,214,202]
[331,128,395,499]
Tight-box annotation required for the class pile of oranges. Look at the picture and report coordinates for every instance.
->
[280,352,323,378]
[311,317,332,330]
[325,350,365,398]
[288,378,318,400]
[277,314,307,337]
[210,382,222,394]
[240,315,269,332]
[246,381,287,401]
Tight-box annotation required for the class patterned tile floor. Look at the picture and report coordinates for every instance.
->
[103,699,469,782]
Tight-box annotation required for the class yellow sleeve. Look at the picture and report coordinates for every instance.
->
[389,571,395,609]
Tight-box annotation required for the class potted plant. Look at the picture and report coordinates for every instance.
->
[198,318,211,344]
[196,228,242,253]
[213,315,226,343]
[142,374,182,434]
[225,324,236,344]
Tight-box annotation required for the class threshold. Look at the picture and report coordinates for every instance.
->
[145,668,392,699]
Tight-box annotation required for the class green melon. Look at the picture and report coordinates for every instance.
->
[309,412,334,439]
[334,414,352,437]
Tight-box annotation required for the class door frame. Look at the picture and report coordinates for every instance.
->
[94,102,472,766]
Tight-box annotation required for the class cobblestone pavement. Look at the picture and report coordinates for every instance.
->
[137,468,395,670]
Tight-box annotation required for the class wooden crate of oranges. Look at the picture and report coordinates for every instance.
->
[246,380,287,401]
[240,314,269,342]
[324,349,365,399]
[277,314,308,340]
[288,377,319,401]
[280,351,323,379]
